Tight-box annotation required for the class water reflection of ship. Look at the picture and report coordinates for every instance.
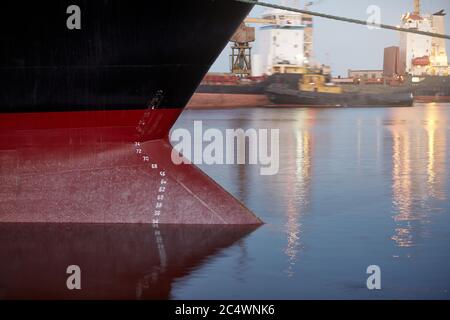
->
[389,106,447,249]
[283,113,313,276]
[0,223,258,299]
[226,109,314,276]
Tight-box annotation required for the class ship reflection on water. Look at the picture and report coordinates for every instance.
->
[282,126,312,277]
[389,106,448,250]
[0,224,258,299]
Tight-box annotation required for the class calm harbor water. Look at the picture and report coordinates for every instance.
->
[170,103,450,299]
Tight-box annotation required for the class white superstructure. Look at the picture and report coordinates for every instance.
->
[251,3,305,76]
[399,10,449,76]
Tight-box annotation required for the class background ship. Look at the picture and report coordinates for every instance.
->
[0,0,261,225]
[266,74,413,107]
[266,72,414,107]
[402,75,450,101]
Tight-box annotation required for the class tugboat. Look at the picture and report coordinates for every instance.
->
[266,72,414,107]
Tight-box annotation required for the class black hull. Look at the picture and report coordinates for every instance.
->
[0,0,254,112]
[405,75,450,97]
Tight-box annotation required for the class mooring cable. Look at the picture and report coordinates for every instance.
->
[235,0,450,40]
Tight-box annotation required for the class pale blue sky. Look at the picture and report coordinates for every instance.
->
[210,0,450,76]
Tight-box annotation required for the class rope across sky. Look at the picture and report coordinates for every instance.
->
[235,0,450,40]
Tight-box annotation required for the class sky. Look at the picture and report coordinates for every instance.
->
[210,0,450,77]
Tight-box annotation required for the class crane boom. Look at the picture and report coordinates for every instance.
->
[244,17,277,24]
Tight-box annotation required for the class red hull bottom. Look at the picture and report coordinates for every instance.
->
[0,110,261,224]
[0,109,183,147]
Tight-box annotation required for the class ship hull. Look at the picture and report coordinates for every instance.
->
[1,1,252,113]
[188,93,270,109]
[339,75,450,103]
[188,74,269,109]
[188,73,299,108]
[0,139,262,224]
[0,109,183,148]
[0,0,262,225]
[407,75,450,99]
[266,85,414,107]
